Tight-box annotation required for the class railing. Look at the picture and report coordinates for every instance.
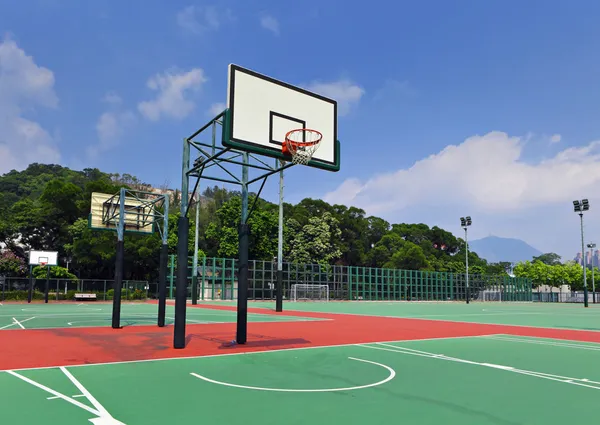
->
[0,278,149,301]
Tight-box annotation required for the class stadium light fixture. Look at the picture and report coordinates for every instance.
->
[574,199,590,307]
[460,216,472,305]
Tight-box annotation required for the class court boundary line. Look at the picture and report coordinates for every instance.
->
[1,334,500,373]
[357,342,600,391]
[481,335,600,351]
[190,357,396,392]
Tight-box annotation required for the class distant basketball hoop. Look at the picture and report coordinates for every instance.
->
[282,129,323,165]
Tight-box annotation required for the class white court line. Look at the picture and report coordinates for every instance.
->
[2,334,498,373]
[60,367,114,418]
[358,343,600,391]
[481,335,600,351]
[48,394,84,400]
[191,357,395,392]
[6,370,101,416]
[0,317,36,330]
[12,317,25,329]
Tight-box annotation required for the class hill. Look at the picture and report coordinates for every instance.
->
[468,236,542,264]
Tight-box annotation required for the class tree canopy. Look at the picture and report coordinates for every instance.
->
[0,163,556,283]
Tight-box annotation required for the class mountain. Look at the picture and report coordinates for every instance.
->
[468,236,543,264]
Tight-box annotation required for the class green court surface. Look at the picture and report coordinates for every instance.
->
[0,303,319,330]
[2,334,599,425]
[202,300,600,331]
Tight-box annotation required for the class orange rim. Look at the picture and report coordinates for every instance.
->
[284,129,323,147]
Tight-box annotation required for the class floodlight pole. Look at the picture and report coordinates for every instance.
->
[174,139,190,349]
[460,216,472,304]
[275,159,284,313]
[112,187,126,329]
[157,194,169,327]
[579,213,588,307]
[236,153,250,344]
[589,242,597,304]
[465,227,469,304]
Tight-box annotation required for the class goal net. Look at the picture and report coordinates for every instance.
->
[290,284,329,302]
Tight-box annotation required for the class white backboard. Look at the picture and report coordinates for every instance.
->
[223,64,340,171]
[89,192,155,234]
[29,250,58,266]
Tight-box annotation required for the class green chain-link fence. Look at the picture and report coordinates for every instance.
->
[166,256,532,302]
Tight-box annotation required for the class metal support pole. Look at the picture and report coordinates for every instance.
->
[192,183,200,305]
[112,187,126,329]
[465,227,470,305]
[157,243,168,327]
[27,265,33,303]
[581,213,589,307]
[236,152,250,344]
[157,195,169,327]
[589,243,596,304]
[44,265,50,304]
[276,159,284,313]
[174,138,190,349]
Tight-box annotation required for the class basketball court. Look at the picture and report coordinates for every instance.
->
[2,302,600,425]
[3,64,598,424]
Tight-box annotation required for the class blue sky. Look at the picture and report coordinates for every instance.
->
[2,0,600,261]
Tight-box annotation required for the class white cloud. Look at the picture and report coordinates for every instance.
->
[176,5,233,34]
[138,68,207,121]
[208,102,226,116]
[102,91,122,105]
[0,39,60,174]
[260,14,280,35]
[324,131,600,259]
[324,131,600,214]
[550,133,562,143]
[305,79,364,116]
[89,110,135,158]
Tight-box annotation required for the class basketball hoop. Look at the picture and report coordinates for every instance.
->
[39,262,47,268]
[282,129,323,165]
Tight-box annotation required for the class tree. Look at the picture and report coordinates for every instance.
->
[0,250,27,277]
[287,212,342,264]
[385,241,430,270]
[532,253,562,266]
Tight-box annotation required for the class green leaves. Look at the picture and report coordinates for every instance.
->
[513,259,595,290]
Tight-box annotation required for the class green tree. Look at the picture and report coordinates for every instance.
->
[532,253,562,266]
[287,212,342,264]
[0,250,27,276]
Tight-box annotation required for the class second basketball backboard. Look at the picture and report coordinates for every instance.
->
[222,64,340,172]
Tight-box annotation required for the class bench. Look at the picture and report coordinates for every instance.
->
[74,293,97,301]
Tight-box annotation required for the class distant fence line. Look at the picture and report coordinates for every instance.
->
[168,256,532,302]
[0,256,542,303]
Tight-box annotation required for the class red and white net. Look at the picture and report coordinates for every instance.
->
[284,129,323,165]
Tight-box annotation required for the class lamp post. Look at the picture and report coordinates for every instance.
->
[460,216,472,304]
[587,242,596,304]
[573,199,589,308]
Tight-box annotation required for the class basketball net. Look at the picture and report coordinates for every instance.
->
[282,129,323,165]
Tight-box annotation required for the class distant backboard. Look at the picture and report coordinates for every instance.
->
[223,64,340,172]
[89,192,155,234]
[29,250,58,266]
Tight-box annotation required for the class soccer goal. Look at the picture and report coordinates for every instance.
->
[290,284,329,302]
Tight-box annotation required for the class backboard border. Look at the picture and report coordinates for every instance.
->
[88,192,157,235]
[29,250,58,266]
[222,64,341,172]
